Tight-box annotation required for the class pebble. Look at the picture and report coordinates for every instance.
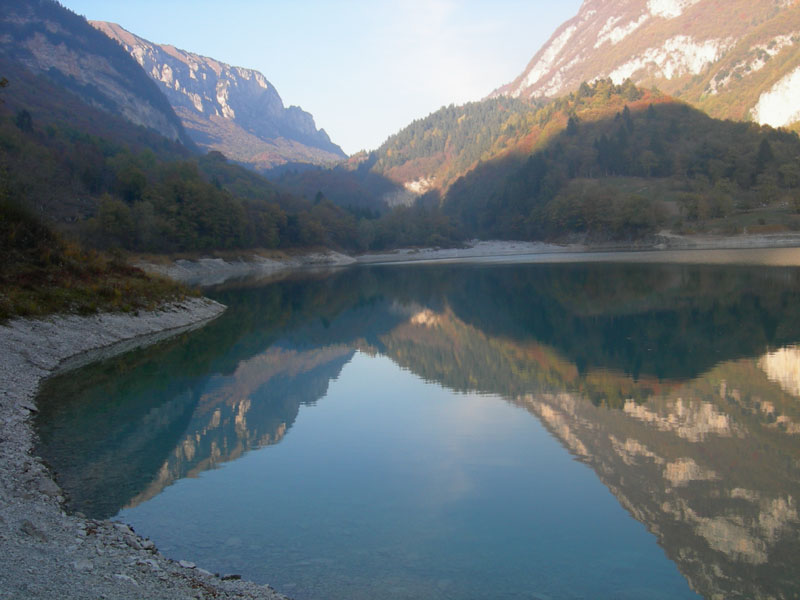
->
[20,519,48,542]
[114,523,134,535]
[137,558,160,571]
[113,573,138,586]
[38,478,61,497]
[179,560,196,569]
[73,559,94,572]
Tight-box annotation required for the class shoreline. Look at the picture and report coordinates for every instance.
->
[355,233,800,265]
[0,297,289,599]
[5,232,800,599]
[137,250,356,287]
[137,233,800,286]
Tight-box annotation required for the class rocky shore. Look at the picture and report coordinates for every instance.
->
[0,298,289,600]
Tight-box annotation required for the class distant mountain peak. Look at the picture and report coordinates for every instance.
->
[92,21,346,170]
[493,0,800,129]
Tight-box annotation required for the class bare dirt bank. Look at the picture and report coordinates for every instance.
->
[0,298,288,600]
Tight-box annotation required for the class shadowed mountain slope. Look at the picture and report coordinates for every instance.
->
[0,0,190,144]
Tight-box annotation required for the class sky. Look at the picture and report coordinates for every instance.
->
[58,0,581,155]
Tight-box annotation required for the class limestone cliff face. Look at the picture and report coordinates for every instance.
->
[0,0,188,143]
[92,21,346,170]
[493,0,800,128]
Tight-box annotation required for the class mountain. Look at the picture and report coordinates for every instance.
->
[370,96,547,191]
[441,86,800,241]
[92,21,346,171]
[364,79,800,242]
[0,2,363,254]
[0,0,189,144]
[493,0,800,129]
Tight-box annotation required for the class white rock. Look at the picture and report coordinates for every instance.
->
[73,559,94,571]
[647,0,701,19]
[518,25,578,93]
[752,66,800,128]
[113,573,138,585]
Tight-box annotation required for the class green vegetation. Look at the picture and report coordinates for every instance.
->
[0,72,361,253]
[443,86,800,241]
[0,199,191,321]
[373,95,546,187]
[371,80,642,186]
[367,79,800,243]
[5,62,800,290]
[271,159,398,217]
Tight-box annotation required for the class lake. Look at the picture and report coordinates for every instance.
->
[36,255,800,600]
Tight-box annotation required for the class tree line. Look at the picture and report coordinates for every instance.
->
[4,75,800,256]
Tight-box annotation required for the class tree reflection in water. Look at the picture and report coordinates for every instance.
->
[37,261,800,599]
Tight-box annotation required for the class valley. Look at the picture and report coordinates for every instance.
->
[2,0,800,598]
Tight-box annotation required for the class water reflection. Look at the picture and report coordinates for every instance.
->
[36,262,800,599]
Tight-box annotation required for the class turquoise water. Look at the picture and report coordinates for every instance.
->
[115,352,692,599]
[37,261,800,599]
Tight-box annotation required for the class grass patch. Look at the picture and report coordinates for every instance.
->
[1,200,193,322]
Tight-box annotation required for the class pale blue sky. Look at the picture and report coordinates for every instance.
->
[59,1,581,154]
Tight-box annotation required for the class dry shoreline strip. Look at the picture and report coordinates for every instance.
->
[0,298,289,600]
[138,233,800,286]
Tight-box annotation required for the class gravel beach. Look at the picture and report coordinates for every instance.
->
[0,298,289,600]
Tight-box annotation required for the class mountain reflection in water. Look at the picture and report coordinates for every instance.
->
[36,262,800,600]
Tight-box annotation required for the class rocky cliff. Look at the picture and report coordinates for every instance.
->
[494,0,800,128]
[92,21,346,170]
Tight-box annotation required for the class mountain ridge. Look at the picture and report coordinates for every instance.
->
[492,0,800,129]
[92,21,346,171]
[0,0,190,144]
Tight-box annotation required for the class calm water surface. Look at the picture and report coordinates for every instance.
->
[37,257,800,600]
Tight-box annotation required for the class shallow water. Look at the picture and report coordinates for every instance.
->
[37,259,800,599]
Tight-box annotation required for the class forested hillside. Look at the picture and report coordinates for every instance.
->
[0,198,188,320]
[371,96,546,188]
[0,63,361,253]
[356,79,800,243]
[441,80,800,241]
[4,49,800,262]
